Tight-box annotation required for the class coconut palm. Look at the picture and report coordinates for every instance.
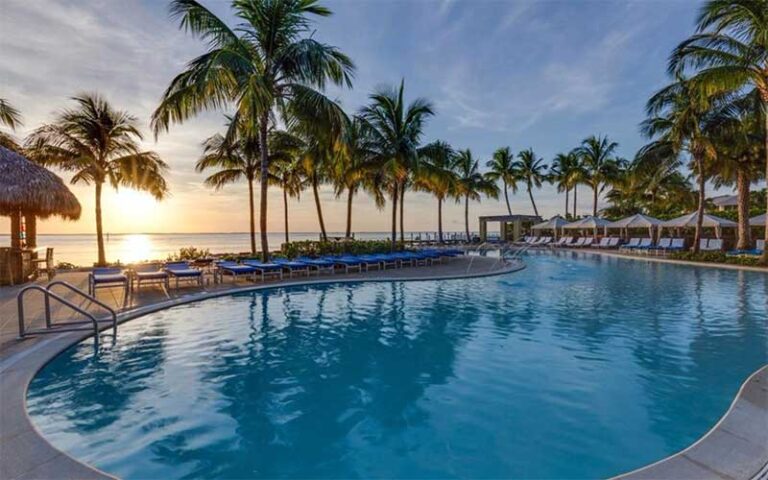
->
[26,93,168,266]
[152,0,354,260]
[0,98,22,151]
[360,80,434,249]
[485,147,518,215]
[669,0,768,259]
[514,148,547,217]
[455,149,498,241]
[550,150,581,218]
[272,156,306,244]
[642,77,722,253]
[576,135,621,217]
[416,140,458,243]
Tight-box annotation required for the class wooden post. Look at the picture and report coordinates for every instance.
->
[24,213,37,249]
[10,211,21,249]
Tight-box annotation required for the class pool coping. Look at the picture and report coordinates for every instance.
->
[563,247,768,273]
[2,257,766,480]
[0,260,524,480]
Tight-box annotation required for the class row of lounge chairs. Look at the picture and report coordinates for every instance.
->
[525,235,765,256]
[88,249,465,297]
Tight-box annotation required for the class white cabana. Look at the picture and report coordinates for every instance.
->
[605,213,661,238]
[749,212,766,227]
[659,212,737,238]
[561,216,610,236]
[531,215,568,239]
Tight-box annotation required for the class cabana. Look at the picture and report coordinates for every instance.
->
[659,212,737,239]
[749,212,766,227]
[0,147,81,284]
[530,215,568,240]
[605,213,661,239]
[561,216,610,237]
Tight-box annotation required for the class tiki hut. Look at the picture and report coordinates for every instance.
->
[0,147,80,282]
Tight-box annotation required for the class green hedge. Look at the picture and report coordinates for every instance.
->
[281,240,404,258]
[669,251,764,267]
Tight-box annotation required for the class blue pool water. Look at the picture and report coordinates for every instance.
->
[27,252,767,479]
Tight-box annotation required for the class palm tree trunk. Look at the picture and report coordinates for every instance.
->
[391,184,398,251]
[438,196,443,243]
[248,178,256,254]
[528,186,539,217]
[345,186,354,238]
[692,155,705,254]
[24,213,36,249]
[503,180,511,215]
[464,194,470,241]
[312,176,327,241]
[564,188,569,219]
[259,114,270,262]
[95,181,106,266]
[399,183,405,243]
[573,185,578,218]
[592,184,598,217]
[735,169,751,250]
[283,187,289,245]
[763,103,768,263]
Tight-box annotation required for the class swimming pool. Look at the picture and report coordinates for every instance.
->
[27,252,767,479]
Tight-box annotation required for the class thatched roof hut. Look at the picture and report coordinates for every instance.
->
[0,146,81,219]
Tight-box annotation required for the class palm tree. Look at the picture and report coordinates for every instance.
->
[416,140,458,243]
[455,149,498,240]
[26,93,168,266]
[550,151,580,218]
[669,0,768,260]
[335,116,379,238]
[360,80,434,249]
[152,0,354,260]
[272,157,306,244]
[0,98,22,151]
[514,148,547,217]
[576,135,620,216]
[485,147,518,215]
[642,77,721,253]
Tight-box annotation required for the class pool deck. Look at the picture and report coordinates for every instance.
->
[0,252,766,479]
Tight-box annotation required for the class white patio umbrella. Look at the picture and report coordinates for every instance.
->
[659,212,737,239]
[562,216,610,237]
[531,215,568,239]
[605,213,662,238]
[749,212,766,226]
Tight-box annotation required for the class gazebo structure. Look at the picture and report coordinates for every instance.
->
[0,147,81,284]
[561,216,610,237]
[605,213,661,239]
[478,214,541,242]
[531,215,568,240]
[659,212,737,239]
[749,212,766,227]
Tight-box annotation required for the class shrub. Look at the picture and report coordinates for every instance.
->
[669,251,763,267]
[55,261,77,270]
[281,240,404,258]
[167,246,211,261]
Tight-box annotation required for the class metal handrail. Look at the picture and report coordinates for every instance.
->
[17,282,118,342]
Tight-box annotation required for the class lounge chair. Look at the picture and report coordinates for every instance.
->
[326,255,364,273]
[272,258,311,277]
[241,259,284,281]
[578,237,595,248]
[89,267,129,299]
[527,237,540,245]
[538,237,553,246]
[647,238,672,255]
[700,239,723,252]
[357,254,385,270]
[608,237,621,248]
[373,253,400,269]
[634,238,654,252]
[571,237,586,248]
[132,263,169,291]
[296,256,336,275]
[553,237,571,247]
[669,238,686,251]
[216,260,258,283]
[730,239,765,256]
[620,238,641,252]
[164,262,204,288]
[595,237,611,248]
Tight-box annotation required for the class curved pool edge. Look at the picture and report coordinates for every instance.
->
[615,365,768,480]
[0,259,523,480]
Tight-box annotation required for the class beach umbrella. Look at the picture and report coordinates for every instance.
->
[606,213,661,238]
[659,211,737,239]
[562,216,609,237]
[749,213,766,227]
[531,215,568,239]
[0,146,81,249]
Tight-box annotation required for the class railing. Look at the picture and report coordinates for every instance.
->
[17,281,117,343]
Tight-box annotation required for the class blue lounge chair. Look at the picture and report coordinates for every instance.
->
[216,260,258,283]
[633,238,654,252]
[132,263,169,291]
[296,256,336,275]
[372,253,400,269]
[700,239,723,252]
[89,267,129,300]
[164,262,203,288]
[729,239,765,256]
[669,238,686,251]
[325,255,363,273]
[242,259,284,281]
[357,254,385,271]
[272,258,311,277]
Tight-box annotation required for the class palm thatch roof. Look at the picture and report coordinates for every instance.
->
[660,211,737,228]
[606,213,662,229]
[749,213,766,226]
[0,146,81,219]
[531,215,568,230]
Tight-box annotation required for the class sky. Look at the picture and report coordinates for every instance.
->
[0,0,723,235]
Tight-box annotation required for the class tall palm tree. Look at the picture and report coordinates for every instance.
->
[514,148,548,217]
[360,80,434,249]
[550,151,580,218]
[455,149,498,240]
[576,135,620,216]
[0,98,22,151]
[642,77,721,253]
[416,140,458,243]
[26,93,168,266]
[485,147,518,215]
[669,0,768,260]
[152,0,354,260]
[335,116,379,238]
[272,157,306,244]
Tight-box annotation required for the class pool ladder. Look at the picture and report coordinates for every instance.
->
[17,281,117,343]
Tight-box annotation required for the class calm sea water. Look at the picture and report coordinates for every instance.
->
[0,231,470,266]
[27,251,768,479]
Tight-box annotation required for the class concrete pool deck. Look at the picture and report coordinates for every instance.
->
[0,252,765,479]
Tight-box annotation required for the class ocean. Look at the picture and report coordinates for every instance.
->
[1,231,473,266]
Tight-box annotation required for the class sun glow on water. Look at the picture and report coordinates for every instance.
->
[117,234,154,264]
